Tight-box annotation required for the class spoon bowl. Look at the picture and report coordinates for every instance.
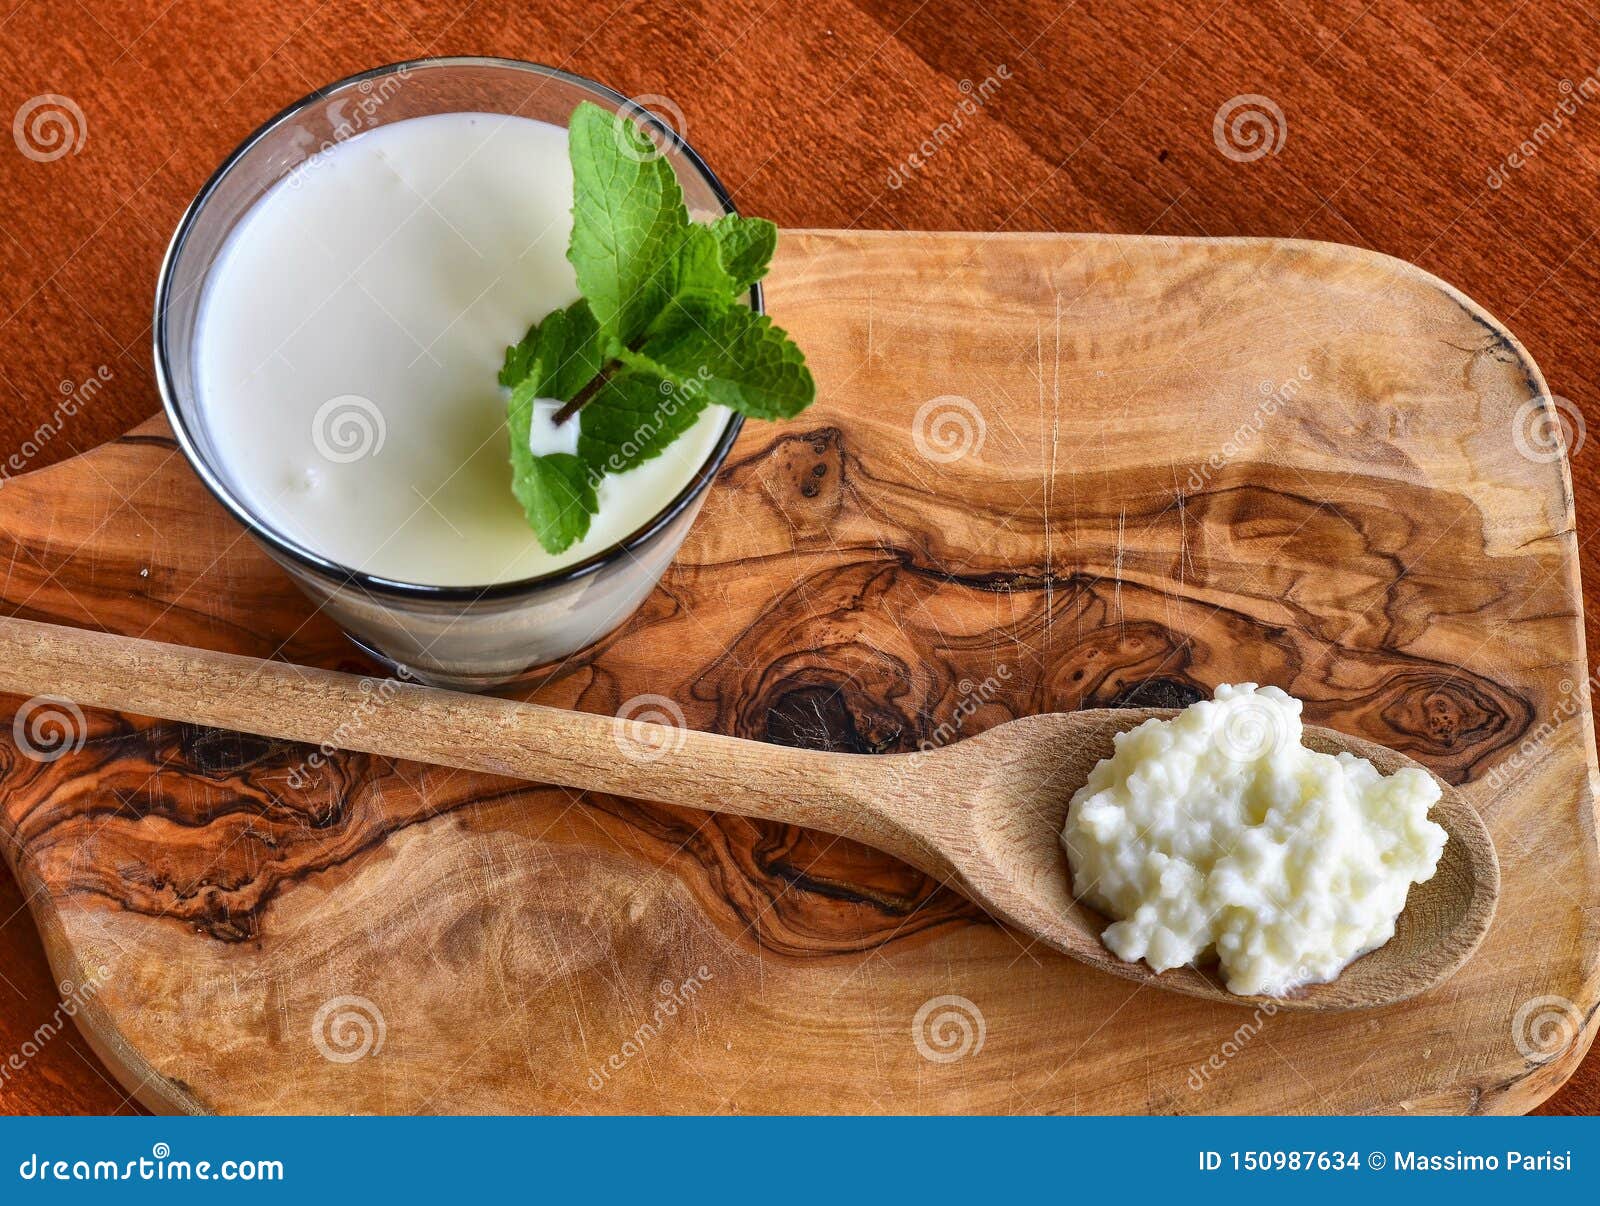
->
[0,615,1499,1011]
[896,709,1499,1010]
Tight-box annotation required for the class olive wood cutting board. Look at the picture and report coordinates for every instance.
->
[0,231,1595,1115]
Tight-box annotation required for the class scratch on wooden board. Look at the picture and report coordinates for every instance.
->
[1048,294,1062,668]
[1173,470,1186,588]
[1039,318,1053,659]
[1114,505,1127,634]
[1172,465,1192,638]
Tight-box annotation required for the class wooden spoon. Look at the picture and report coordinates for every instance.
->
[0,615,1497,1010]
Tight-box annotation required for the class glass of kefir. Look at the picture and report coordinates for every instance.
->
[154,58,748,689]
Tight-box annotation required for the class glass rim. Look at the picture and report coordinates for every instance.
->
[152,55,751,604]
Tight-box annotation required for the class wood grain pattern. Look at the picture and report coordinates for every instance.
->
[0,230,1592,1114]
[0,613,1503,1012]
[3,0,1600,1114]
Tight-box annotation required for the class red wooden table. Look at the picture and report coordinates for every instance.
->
[0,0,1595,1114]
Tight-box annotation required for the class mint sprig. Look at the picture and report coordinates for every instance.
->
[577,372,708,474]
[501,102,813,554]
[709,214,777,293]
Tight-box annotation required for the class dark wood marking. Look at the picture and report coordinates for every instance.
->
[0,232,1591,1116]
[0,430,1534,949]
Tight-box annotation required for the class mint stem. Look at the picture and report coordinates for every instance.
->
[552,334,653,425]
[552,374,606,426]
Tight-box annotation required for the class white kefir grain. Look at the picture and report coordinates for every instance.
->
[1061,683,1447,996]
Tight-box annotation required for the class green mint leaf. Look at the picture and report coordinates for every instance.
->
[568,101,692,346]
[577,371,710,476]
[500,297,606,401]
[710,215,777,293]
[509,448,597,555]
[631,304,815,420]
[500,317,543,389]
[647,222,735,333]
[502,300,605,553]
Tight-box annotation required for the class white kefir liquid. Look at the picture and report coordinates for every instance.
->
[195,112,730,586]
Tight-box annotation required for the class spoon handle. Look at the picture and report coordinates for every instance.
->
[0,615,932,862]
